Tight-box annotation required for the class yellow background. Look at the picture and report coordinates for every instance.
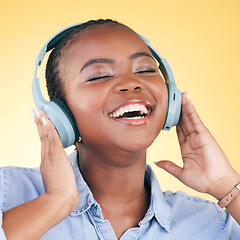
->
[0,0,239,202]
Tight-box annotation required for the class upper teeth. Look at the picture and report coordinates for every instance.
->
[109,104,148,118]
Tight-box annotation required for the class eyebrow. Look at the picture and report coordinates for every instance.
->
[80,52,154,73]
[129,52,154,61]
[80,58,115,72]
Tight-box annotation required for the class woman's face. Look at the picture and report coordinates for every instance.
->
[63,24,168,152]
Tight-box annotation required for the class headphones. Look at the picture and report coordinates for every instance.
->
[32,23,182,148]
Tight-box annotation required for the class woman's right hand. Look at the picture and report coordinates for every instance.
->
[32,108,79,214]
[2,110,79,240]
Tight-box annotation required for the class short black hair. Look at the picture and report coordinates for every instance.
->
[45,19,123,103]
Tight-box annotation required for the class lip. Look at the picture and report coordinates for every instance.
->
[110,114,151,126]
[107,98,154,126]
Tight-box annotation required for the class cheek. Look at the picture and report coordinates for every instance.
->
[150,79,169,129]
[160,82,168,114]
[65,84,109,135]
[149,77,168,108]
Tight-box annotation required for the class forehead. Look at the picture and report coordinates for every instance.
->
[78,24,141,42]
[65,24,151,61]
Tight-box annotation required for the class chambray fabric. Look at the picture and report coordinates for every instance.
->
[0,151,239,239]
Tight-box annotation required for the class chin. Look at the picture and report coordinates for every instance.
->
[118,131,159,153]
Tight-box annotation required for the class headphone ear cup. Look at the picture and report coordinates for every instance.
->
[42,99,79,148]
[163,82,182,130]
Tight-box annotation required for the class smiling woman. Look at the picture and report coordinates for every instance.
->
[63,23,168,153]
[0,19,240,240]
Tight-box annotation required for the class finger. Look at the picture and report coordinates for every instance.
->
[176,121,186,146]
[41,115,62,151]
[179,93,206,139]
[32,108,45,145]
[155,160,183,182]
[179,92,195,138]
[31,108,65,167]
[32,109,55,163]
[37,110,63,158]
[187,101,206,132]
[33,109,49,163]
[181,91,189,105]
[41,115,52,159]
[30,108,38,131]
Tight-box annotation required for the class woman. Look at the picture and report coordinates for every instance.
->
[1,19,240,239]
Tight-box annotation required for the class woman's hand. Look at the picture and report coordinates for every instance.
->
[31,108,79,214]
[2,109,80,240]
[155,92,240,200]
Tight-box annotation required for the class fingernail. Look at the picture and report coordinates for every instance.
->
[42,116,47,126]
[185,91,189,100]
[30,108,36,119]
[189,99,193,105]
[35,108,40,118]
[154,161,162,168]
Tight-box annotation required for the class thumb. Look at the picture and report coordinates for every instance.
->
[155,160,183,181]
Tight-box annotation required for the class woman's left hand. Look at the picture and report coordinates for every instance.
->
[155,92,240,200]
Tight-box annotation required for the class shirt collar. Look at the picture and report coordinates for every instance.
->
[69,151,99,217]
[144,165,172,232]
[68,150,172,231]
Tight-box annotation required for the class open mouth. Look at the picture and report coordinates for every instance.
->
[108,103,152,120]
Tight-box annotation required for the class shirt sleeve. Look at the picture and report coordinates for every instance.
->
[0,169,7,240]
[214,203,240,239]
[0,211,6,240]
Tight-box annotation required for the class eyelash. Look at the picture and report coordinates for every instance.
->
[87,75,112,82]
[136,69,157,74]
[87,69,157,82]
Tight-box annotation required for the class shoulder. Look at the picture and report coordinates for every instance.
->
[0,165,42,184]
[145,165,240,238]
[163,190,223,219]
[164,190,213,206]
[163,190,240,237]
[0,151,79,212]
[0,166,44,211]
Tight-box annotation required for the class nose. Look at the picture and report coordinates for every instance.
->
[113,75,144,94]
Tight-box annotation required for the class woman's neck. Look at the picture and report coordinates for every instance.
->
[78,143,147,197]
[77,144,150,237]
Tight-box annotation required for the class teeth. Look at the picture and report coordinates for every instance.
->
[109,104,148,118]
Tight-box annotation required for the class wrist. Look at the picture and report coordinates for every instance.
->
[44,192,79,217]
[208,172,240,200]
[218,183,240,208]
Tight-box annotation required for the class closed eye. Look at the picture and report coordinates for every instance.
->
[136,69,157,74]
[87,75,113,82]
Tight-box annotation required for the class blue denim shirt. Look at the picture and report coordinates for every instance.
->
[0,151,239,239]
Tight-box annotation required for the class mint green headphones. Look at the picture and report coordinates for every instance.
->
[32,23,181,148]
